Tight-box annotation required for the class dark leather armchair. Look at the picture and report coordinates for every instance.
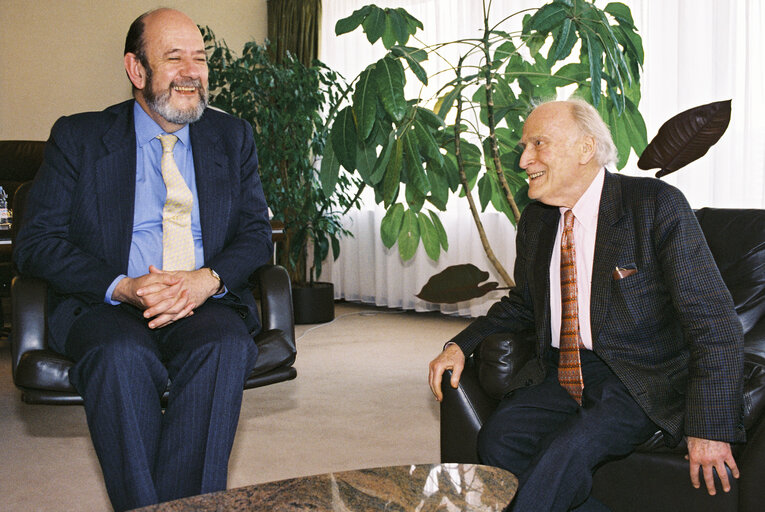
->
[440,208,765,512]
[7,143,297,405]
[0,141,46,300]
[11,263,297,405]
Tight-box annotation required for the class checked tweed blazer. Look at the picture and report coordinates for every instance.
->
[450,171,746,445]
[14,100,273,353]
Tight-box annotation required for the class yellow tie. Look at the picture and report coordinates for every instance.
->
[157,134,195,271]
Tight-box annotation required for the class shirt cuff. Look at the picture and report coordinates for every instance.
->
[212,285,228,299]
[105,275,127,305]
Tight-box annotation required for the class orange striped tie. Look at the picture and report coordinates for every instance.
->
[157,134,195,271]
[559,209,584,405]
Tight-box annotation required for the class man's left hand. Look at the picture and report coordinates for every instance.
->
[686,436,739,495]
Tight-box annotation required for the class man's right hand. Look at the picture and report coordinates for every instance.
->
[428,343,466,401]
[111,266,195,328]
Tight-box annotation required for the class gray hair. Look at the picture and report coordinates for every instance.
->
[566,98,618,168]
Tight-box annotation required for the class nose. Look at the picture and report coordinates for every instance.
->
[180,57,202,78]
[519,145,534,169]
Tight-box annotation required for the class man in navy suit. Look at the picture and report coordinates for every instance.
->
[14,8,272,511]
[428,100,744,511]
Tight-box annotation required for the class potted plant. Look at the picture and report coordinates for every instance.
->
[323,1,647,301]
[202,27,361,323]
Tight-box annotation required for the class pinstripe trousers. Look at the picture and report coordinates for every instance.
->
[66,301,258,511]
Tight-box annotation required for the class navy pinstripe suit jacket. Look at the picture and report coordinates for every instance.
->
[14,100,273,353]
[451,171,745,445]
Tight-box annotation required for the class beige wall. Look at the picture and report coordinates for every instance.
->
[0,0,268,140]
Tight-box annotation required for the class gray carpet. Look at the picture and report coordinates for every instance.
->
[0,302,471,511]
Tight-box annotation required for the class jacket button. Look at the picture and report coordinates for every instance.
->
[73,307,82,316]
[239,311,247,319]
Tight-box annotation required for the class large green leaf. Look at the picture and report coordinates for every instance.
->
[428,210,449,250]
[391,45,428,85]
[353,68,378,140]
[413,115,443,165]
[605,2,635,29]
[550,18,577,63]
[373,56,407,122]
[355,141,378,185]
[330,106,358,171]
[319,140,340,196]
[426,163,449,210]
[417,212,441,260]
[362,7,386,44]
[335,5,373,35]
[380,203,405,248]
[397,209,421,260]
[622,98,648,155]
[403,129,429,195]
[416,264,499,304]
[527,3,567,34]
[388,9,411,46]
[382,136,403,206]
[638,100,732,178]
[371,131,395,185]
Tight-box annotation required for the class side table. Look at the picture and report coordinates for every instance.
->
[134,463,517,511]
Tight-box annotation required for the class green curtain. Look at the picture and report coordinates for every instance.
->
[267,0,321,67]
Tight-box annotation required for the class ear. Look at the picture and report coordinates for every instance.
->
[124,53,146,90]
[578,135,596,165]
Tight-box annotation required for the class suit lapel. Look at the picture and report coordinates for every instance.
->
[534,206,560,351]
[96,102,137,272]
[191,117,231,262]
[590,171,628,344]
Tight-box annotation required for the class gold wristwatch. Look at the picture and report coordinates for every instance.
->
[208,268,224,294]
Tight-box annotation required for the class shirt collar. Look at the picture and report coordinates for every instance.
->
[559,167,605,232]
[133,101,191,149]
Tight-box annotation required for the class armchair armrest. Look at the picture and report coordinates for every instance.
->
[440,330,536,463]
[10,274,48,377]
[253,264,294,348]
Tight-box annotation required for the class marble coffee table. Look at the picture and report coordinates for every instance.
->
[134,463,517,511]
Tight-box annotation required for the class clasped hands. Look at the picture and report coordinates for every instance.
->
[427,345,740,496]
[112,265,221,329]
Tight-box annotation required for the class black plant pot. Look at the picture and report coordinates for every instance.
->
[292,282,334,324]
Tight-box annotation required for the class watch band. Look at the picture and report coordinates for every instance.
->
[208,267,224,294]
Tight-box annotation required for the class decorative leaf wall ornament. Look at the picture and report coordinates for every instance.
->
[416,264,501,304]
[638,100,732,178]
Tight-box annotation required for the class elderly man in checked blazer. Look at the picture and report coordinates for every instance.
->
[429,99,744,512]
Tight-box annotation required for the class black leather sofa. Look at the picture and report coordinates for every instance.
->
[3,139,297,404]
[440,208,765,512]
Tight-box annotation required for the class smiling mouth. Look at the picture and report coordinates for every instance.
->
[528,171,545,181]
[173,85,197,94]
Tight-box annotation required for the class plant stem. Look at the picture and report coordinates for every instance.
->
[455,58,514,288]
[481,13,521,224]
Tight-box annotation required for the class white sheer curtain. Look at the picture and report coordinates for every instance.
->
[318,0,765,317]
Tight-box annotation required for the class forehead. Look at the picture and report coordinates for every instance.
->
[142,11,205,54]
[521,103,576,141]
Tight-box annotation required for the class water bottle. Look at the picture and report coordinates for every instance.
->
[0,187,9,228]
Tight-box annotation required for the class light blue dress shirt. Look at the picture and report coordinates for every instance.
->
[104,103,206,304]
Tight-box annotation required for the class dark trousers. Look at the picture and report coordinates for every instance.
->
[478,348,657,512]
[66,301,258,511]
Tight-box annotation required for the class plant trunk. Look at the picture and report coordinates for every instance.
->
[482,17,521,223]
[455,59,514,288]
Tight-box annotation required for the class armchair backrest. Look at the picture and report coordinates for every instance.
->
[694,208,765,338]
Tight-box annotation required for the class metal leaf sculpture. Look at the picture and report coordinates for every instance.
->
[638,100,732,178]
[416,264,501,304]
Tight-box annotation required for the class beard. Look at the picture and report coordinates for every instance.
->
[143,67,208,126]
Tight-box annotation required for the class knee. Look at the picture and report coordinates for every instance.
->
[477,419,504,466]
